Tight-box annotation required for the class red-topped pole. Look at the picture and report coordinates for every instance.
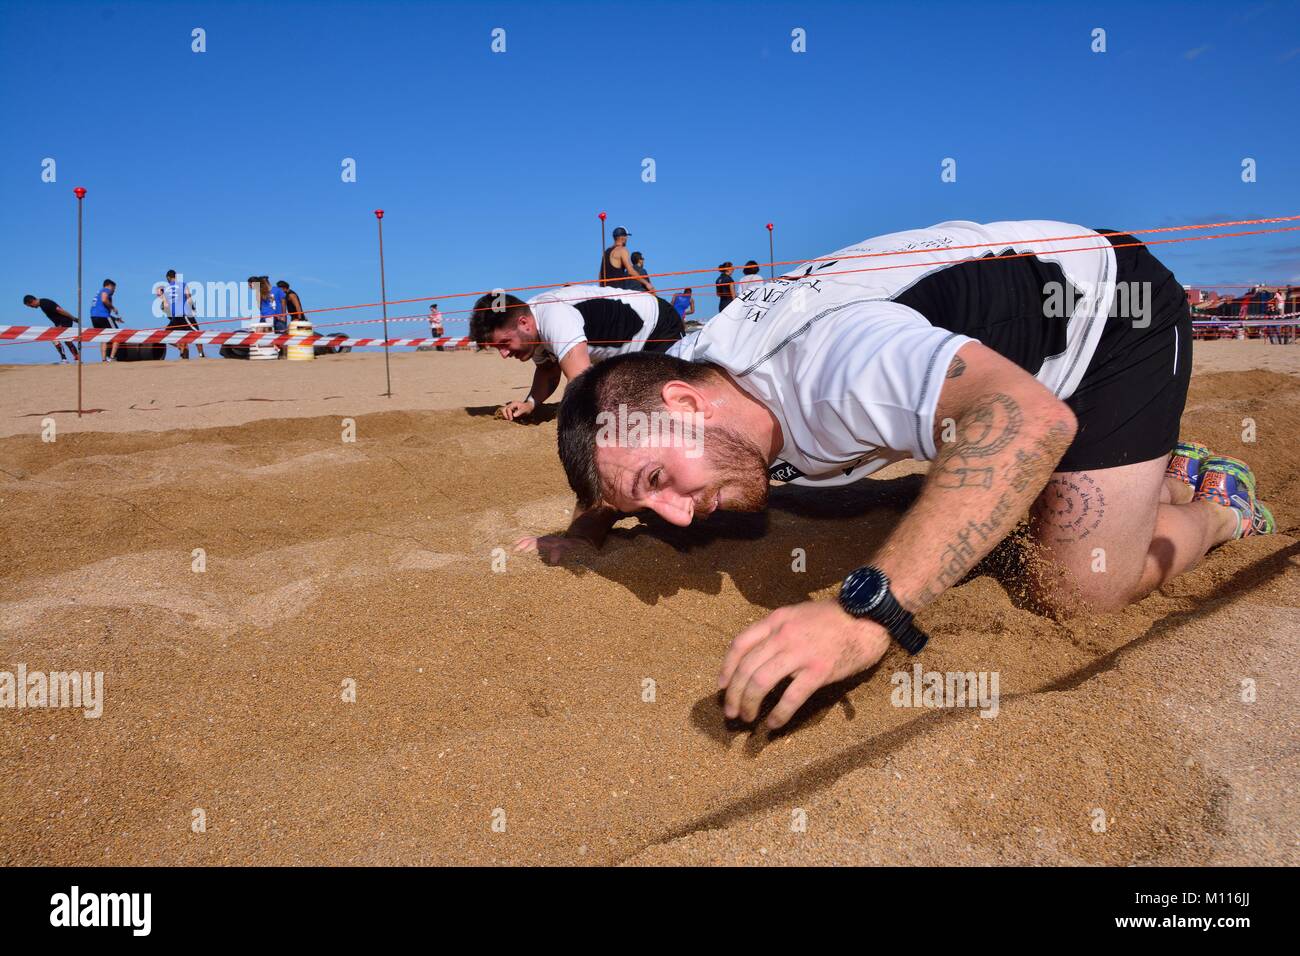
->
[598,211,607,284]
[766,222,775,280]
[74,187,86,417]
[375,209,392,398]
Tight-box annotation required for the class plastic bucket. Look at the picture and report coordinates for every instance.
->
[287,318,315,361]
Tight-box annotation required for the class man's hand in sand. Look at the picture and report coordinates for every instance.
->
[497,399,536,422]
[718,600,889,731]
[514,534,589,564]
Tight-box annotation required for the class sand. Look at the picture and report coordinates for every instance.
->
[0,341,1296,866]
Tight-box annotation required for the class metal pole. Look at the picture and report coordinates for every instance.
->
[767,222,775,279]
[375,209,392,398]
[598,211,607,284]
[75,187,86,417]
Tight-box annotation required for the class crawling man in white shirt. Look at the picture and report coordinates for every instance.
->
[522,220,1275,729]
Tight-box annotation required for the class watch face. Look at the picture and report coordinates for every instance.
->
[840,566,888,617]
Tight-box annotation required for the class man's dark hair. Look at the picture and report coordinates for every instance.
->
[166,270,177,279]
[23,294,37,305]
[743,260,760,276]
[469,292,529,342]
[276,280,289,289]
[102,279,115,287]
[557,352,721,510]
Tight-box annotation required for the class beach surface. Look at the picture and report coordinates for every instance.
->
[1,341,1296,865]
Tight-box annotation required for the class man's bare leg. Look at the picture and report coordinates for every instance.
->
[1027,454,1239,614]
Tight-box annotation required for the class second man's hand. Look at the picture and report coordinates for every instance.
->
[514,505,622,564]
[513,534,590,564]
[497,398,535,421]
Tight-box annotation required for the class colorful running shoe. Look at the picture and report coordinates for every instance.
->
[1166,440,1210,489]
[1194,456,1276,539]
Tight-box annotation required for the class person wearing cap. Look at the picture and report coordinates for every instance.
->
[600,227,655,294]
[160,270,204,360]
[715,262,736,314]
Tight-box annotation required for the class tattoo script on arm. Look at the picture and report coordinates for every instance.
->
[904,392,1073,610]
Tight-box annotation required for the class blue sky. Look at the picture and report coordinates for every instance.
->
[1,0,1298,362]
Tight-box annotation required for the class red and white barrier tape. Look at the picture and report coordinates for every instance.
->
[4,312,1297,348]
[0,325,477,350]
[1192,312,1300,327]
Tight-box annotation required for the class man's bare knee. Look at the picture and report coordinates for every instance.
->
[1022,556,1141,617]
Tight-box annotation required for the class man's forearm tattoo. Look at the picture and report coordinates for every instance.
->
[909,410,1073,611]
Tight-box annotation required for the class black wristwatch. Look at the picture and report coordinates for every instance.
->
[838,566,929,655]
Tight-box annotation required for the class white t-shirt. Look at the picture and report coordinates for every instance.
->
[734,273,766,295]
[529,284,662,365]
[669,220,1118,488]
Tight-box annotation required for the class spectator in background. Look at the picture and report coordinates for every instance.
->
[267,277,290,358]
[672,287,695,321]
[247,276,286,357]
[162,269,204,360]
[735,259,764,297]
[599,226,655,293]
[270,277,288,331]
[89,278,120,363]
[715,262,736,313]
[22,294,79,363]
[278,281,305,327]
[631,251,650,289]
[1286,286,1298,344]
[248,276,278,327]
[429,302,446,351]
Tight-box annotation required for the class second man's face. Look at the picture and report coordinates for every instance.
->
[484,316,537,361]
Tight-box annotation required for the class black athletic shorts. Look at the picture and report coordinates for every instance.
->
[642,297,686,353]
[166,315,200,331]
[1055,230,1192,473]
[90,315,114,330]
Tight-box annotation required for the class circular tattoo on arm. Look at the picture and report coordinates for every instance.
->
[954,393,1024,458]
